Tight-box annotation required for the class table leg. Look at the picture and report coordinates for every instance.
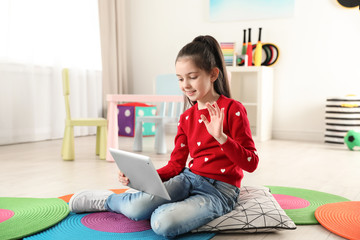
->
[106,101,118,161]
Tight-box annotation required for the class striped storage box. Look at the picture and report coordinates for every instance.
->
[324,96,360,145]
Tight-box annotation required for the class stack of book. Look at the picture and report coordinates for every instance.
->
[220,42,235,66]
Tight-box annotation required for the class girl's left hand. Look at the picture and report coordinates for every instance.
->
[118,171,129,186]
[200,102,228,144]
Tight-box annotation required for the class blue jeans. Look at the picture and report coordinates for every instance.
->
[105,168,240,238]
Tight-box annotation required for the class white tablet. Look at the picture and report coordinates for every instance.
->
[109,148,171,200]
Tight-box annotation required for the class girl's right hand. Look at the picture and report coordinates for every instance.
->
[118,171,129,186]
[201,102,227,144]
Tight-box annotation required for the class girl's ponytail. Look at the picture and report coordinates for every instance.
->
[197,36,231,100]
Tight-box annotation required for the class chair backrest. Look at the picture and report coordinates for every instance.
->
[155,74,183,118]
[62,68,71,120]
[155,74,182,95]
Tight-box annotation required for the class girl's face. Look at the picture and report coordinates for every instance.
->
[175,57,219,108]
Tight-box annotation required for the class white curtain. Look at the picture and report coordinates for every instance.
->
[98,0,128,113]
[0,0,103,145]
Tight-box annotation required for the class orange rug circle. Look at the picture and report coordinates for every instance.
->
[315,201,360,240]
[58,189,127,203]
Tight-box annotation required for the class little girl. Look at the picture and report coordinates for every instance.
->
[69,35,259,238]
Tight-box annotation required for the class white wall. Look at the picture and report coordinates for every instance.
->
[125,0,360,142]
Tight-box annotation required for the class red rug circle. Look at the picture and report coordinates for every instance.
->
[315,201,360,240]
[0,209,14,223]
[273,194,310,209]
[81,212,151,233]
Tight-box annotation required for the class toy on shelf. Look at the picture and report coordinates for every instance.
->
[336,0,359,9]
[241,29,247,59]
[246,28,253,66]
[263,43,279,66]
[254,28,262,66]
[238,54,248,66]
[252,42,279,66]
[236,27,280,67]
[237,29,247,66]
[344,130,360,150]
[235,28,279,67]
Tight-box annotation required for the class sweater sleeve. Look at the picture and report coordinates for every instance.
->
[156,118,189,181]
[220,101,259,173]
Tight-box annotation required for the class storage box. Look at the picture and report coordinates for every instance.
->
[117,102,156,137]
[324,96,360,146]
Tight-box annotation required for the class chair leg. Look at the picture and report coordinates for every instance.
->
[99,126,107,160]
[154,122,160,150]
[62,125,75,160]
[96,126,100,155]
[155,121,167,154]
[133,120,143,152]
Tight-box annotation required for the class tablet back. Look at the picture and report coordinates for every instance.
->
[109,148,171,200]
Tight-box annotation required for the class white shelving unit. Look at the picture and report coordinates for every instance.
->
[227,66,273,141]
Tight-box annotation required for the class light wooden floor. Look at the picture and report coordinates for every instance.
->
[1,134,359,240]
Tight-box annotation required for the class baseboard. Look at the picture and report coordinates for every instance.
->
[0,128,96,146]
[272,129,324,142]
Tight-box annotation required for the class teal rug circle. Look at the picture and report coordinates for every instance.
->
[25,212,216,240]
[267,186,350,225]
[0,197,69,239]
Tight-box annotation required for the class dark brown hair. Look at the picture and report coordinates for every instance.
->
[176,35,231,107]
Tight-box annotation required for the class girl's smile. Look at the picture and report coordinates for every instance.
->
[185,91,195,96]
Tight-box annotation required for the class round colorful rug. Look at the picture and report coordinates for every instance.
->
[25,189,215,240]
[267,186,350,225]
[315,201,360,240]
[0,197,69,239]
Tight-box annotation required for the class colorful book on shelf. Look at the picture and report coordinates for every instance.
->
[220,42,235,66]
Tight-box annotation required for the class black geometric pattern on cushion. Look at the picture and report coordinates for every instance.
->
[193,186,296,233]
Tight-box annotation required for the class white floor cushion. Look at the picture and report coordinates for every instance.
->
[193,186,297,233]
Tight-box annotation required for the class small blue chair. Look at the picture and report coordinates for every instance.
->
[133,74,183,154]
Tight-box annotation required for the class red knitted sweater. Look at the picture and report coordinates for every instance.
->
[157,95,259,187]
